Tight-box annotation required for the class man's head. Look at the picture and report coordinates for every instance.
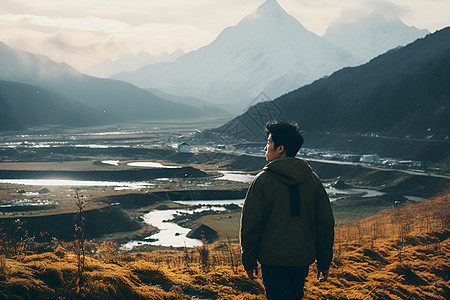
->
[264,120,304,161]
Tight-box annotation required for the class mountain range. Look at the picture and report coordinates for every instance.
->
[0,42,203,130]
[0,0,434,131]
[212,27,450,161]
[113,0,428,109]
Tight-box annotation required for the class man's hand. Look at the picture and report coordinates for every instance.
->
[246,267,258,279]
[242,255,258,279]
[317,268,329,282]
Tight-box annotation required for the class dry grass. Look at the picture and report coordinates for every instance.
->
[0,242,264,299]
[307,193,450,300]
[0,194,449,299]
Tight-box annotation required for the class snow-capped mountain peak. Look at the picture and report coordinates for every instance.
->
[323,11,429,63]
[238,0,309,35]
[112,0,355,108]
[253,0,289,19]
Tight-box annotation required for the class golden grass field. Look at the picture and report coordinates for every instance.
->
[0,193,448,299]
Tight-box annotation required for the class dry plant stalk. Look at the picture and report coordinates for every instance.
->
[226,234,237,274]
[0,254,6,281]
[183,243,194,272]
[74,191,86,292]
[196,233,210,272]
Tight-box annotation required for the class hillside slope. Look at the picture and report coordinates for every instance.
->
[213,27,450,161]
[0,81,100,130]
[0,194,448,299]
[0,94,22,131]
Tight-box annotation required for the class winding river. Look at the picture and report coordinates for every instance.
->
[0,161,387,248]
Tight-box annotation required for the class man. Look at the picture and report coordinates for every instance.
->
[240,120,335,299]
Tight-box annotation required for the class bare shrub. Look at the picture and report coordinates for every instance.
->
[435,207,450,229]
[0,218,34,257]
[96,241,127,264]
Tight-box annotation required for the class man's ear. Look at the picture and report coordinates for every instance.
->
[277,145,285,154]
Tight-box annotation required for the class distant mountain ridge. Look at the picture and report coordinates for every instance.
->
[323,11,429,63]
[0,42,203,130]
[112,0,428,108]
[0,80,99,130]
[84,49,185,78]
[144,88,230,117]
[213,27,450,161]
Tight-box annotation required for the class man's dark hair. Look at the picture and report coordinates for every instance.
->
[265,120,304,157]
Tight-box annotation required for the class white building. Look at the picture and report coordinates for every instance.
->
[360,154,380,163]
[178,142,191,153]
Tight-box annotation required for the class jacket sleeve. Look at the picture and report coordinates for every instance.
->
[240,175,265,269]
[313,173,335,270]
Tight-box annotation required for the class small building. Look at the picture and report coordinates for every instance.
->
[360,154,380,163]
[419,160,428,167]
[178,142,191,153]
[343,154,361,162]
[398,160,415,167]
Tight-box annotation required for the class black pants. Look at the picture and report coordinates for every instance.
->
[261,265,309,300]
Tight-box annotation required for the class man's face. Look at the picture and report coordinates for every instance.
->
[264,134,283,162]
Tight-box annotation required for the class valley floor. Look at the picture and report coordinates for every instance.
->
[0,123,449,298]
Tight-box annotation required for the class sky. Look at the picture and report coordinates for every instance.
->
[0,0,449,72]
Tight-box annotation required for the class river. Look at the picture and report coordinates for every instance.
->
[0,161,388,248]
[122,199,243,250]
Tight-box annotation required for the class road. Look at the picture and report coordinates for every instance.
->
[305,158,450,180]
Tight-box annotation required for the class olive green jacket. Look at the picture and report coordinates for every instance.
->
[240,158,334,269]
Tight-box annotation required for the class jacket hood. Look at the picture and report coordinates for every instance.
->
[263,158,312,186]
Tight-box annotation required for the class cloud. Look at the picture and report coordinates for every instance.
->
[0,12,216,70]
[0,0,448,71]
[0,14,130,68]
[367,1,409,20]
[285,0,411,34]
